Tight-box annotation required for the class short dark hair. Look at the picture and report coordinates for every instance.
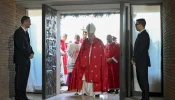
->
[107,34,112,38]
[21,16,30,24]
[112,36,116,41]
[136,18,146,27]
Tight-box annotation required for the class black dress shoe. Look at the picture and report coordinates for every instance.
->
[24,96,30,100]
[141,99,149,100]
[115,90,119,94]
[115,89,119,94]
[83,93,87,96]
[25,98,30,100]
[15,98,26,100]
[15,97,26,100]
[107,89,115,93]
[95,94,100,97]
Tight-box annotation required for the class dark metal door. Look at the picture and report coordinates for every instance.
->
[42,4,58,99]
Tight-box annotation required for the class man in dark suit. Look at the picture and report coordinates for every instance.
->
[14,16,34,100]
[132,18,151,100]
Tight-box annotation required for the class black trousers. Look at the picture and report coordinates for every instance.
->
[136,62,149,100]
[15,60,30,100]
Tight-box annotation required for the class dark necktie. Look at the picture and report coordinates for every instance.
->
[24,31,29,42]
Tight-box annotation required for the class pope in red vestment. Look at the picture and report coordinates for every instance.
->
[60,35,68,75]
[68,23,108,97]
[105,35,120,93]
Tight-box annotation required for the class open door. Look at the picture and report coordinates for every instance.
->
[120,3,132,100]
[42,4,59,99]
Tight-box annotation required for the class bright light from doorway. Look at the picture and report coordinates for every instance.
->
[60,14,120,45]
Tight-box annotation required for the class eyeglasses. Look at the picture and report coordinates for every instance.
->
[135,24,140,26]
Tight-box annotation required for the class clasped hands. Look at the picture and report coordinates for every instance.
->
[107,58,113,62]
[29,53,34,59]
[131,58,136,65]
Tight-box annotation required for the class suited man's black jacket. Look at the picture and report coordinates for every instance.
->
[133,30,151,67]
[14,27,34,64]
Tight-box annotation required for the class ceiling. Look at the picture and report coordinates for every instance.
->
[16,0,162,9]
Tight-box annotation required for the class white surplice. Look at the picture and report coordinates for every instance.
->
[67,43,81,72]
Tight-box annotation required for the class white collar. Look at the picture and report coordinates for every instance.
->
[21,26,27,32]
[107,42,112,45]
[139,29,145,34]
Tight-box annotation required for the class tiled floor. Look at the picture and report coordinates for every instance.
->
[26,92,164,100]
[125,96,164,100]
[27,92,119,100]
[27,93,42,100]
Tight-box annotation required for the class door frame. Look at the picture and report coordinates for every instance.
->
[56,12,61,95]
[27,2,163,99]
[119,2,132,99]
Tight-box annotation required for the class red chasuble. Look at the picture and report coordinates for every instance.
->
[68,38,108,92]
[61,40,68,74]
[105,42,120,89]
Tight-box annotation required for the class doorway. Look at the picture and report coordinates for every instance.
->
[131,5,162,96]
[26,9,42,99]
[60,14,120,93]
[120,3,163,100]
[26,4,121,99]
[26,3,162,100]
